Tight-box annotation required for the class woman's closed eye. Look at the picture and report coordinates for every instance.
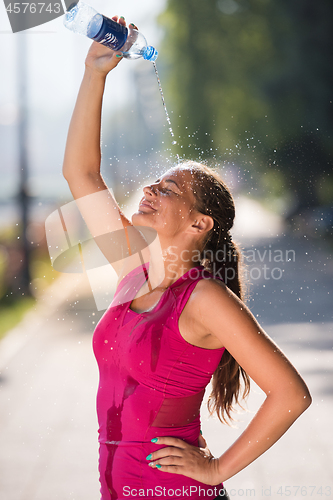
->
[160,187,174,194]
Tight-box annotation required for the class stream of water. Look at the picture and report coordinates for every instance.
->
[153,62,179,161]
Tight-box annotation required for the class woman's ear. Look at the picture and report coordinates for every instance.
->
[191,215,214,234]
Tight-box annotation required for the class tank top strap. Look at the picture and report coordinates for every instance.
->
[171,265,222,318]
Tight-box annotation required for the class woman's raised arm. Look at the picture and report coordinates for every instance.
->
[62,19,150,276]
[63,34,123,192]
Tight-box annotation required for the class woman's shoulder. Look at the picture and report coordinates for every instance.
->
[191,270,226,295]
[180,271,251,347]
[176,271,231,349]
[184,270,244,317]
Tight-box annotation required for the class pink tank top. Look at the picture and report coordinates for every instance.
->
[93,264,225,500]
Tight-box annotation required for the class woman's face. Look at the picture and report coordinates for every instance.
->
[132,168,200,239]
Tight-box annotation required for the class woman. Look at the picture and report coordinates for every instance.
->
[62,17,311,500]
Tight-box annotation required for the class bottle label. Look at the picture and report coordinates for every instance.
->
[92,15,128,50]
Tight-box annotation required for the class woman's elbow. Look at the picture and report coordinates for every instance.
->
[62,163,73,182]
[301,387,312,411]
[290,383,312,416]
[272,380,312,417]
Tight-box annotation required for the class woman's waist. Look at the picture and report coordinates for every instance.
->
[97,387,205,428]
[99,421,200,447]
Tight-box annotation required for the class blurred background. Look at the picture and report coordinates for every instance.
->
[0,0,332,499]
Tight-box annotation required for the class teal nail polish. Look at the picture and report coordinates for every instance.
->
[146,454,152,460]
[200,429,203,435]
[156,464,162,469]
[116,54,122,58]
[151,438,158,443]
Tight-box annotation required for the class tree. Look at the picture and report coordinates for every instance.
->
[159,0,333,211]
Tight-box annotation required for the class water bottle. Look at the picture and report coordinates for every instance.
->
[64,1,158,62]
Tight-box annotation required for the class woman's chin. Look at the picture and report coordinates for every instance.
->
[131,211,153,226]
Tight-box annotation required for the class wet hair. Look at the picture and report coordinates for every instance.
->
[176,160,250,424]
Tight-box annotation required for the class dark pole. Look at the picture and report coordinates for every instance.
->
[17,32,32,296]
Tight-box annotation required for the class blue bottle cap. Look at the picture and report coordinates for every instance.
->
[143,46,158,62]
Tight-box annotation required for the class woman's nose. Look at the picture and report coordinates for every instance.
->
[143,184,157,197]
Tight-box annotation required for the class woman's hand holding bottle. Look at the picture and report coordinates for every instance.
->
[84,16,133,76]
[62,16,132,197]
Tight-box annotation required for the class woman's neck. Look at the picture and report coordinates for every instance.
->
[146,238,201,291]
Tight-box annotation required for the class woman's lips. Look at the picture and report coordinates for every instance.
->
[139,200,157,211]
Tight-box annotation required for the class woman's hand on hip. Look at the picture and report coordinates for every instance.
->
[147,436,222,486]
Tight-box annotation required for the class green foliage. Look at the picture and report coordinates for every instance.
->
[159,0,333,209]
[0,225,59,339]
[0,297,36,341]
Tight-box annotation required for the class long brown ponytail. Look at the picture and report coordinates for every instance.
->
[180,161,250,424]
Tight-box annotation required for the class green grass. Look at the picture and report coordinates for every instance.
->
[0,222,61,340]
[0,296,36,341]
